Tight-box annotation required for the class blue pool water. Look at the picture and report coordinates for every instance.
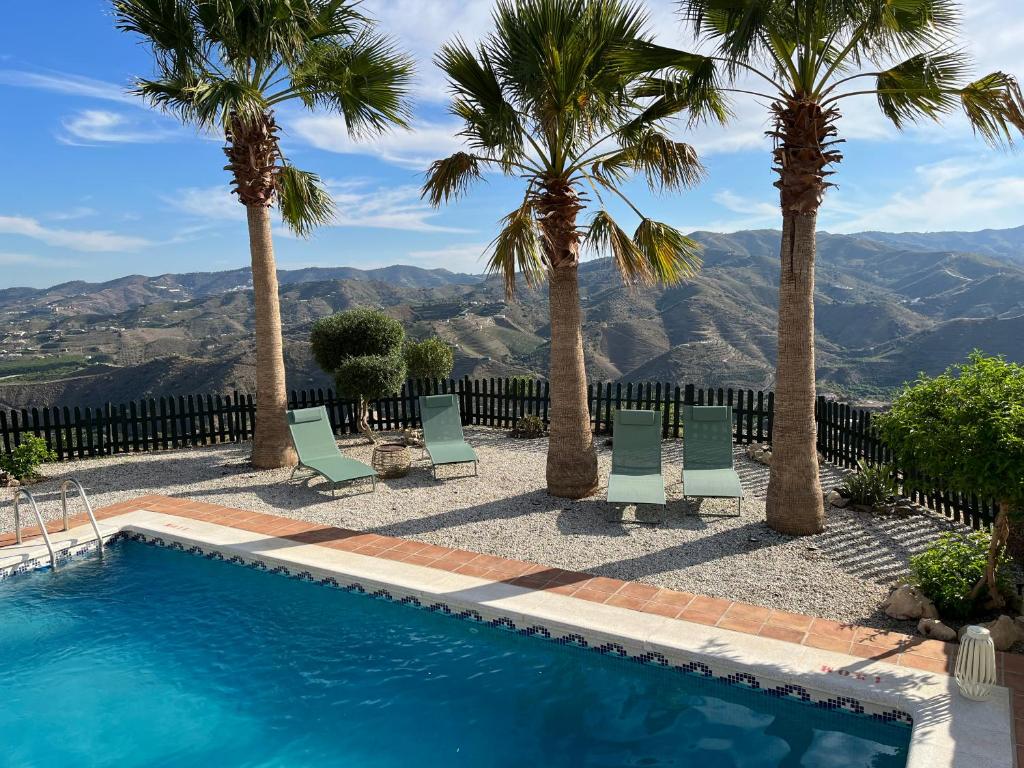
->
[0,541,910,767]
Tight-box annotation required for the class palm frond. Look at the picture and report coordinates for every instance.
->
[584,210,649,282]
[632,219,702,285]
[860,0,962,59]
[959,72,1024,148]
[112,0,204,77]
[874,49,969,128]
[486,201,545,297]
[422,152,484,207]
[594,131,704,192]
[631,68,732,129]
[437,38,524,161]
[276,164,335,238]
[288,34,413,135]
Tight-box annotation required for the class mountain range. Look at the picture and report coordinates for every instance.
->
[1,224,1022,410]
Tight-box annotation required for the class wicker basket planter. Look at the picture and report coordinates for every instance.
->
[372,442,412,478]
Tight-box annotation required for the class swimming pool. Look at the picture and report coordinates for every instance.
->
[0,539,910,767]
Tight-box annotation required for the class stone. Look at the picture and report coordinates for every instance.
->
[918,618,957,642]
[883,584,939,620]
[892,502,917,519]
[959,615,1024,651]
[826,489,849,508]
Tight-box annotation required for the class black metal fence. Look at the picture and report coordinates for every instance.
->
[0,377,994,529]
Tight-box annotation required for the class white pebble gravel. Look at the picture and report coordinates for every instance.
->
[2,427,963,630]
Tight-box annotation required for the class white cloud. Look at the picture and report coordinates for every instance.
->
[59,109,175,145]
[0,252,76,268]
[405,242,490,273]
[0,69,137,104]
[0,215,150,252]
[44,206,97,221]
[291,113,466,168]
[170,180,470,234]
[822,156,1024,233]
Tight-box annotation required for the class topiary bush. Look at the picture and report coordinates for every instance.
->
[1,435,57,481]
[309,309,406,441]
[310,309,405,372]
[910,531,1011,619]
[404,337,454,381]
[335,354,408,406]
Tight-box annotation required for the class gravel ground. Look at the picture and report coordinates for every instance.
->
[2,427,966,629]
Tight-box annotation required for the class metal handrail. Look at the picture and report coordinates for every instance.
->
[60,479,103,554]
[12,489,56,568]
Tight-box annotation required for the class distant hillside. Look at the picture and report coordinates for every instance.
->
[1,224,1022,410]
[854,224,1024,265]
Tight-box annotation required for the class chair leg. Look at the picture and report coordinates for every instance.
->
[474,461,478,477]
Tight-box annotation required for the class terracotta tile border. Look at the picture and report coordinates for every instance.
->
[5,493,1022,756]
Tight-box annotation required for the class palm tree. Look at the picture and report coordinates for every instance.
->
[618,0,1024,534]
[423,0,704,498]
[113,0,412,468]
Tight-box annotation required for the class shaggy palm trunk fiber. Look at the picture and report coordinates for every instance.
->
[226,112,296,469]
[764,97,841,535]
[765,212,824,534]
[539,179,598,498]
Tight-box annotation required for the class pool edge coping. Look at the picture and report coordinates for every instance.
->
[0,505,1013,768]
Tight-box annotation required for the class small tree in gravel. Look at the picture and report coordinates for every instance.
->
[310,309,406,441]
[403,337,454,383]
[878,352,1024,610]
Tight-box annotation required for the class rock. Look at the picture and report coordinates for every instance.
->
[883,584,939,620]
[400,428,424,448]
[959,615,1024,651]
[918,618,957,642]
[826,489,849,508]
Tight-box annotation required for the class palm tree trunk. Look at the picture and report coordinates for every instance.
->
[765,211,824,534]
[546,264,598,498]
[247,204,297,469]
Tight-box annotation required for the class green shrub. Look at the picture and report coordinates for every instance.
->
[510,414,546,439]
[334,353,408,403]
[840,460,896,507]
[309,309,405,372]
[910,531,1011,619]
[404,337,454,381]
[1,435,57,481]
[309,309,406,440]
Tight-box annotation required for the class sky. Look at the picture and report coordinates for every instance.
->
[1,0,1023,288]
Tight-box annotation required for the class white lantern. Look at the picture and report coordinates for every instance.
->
[954,625,997,701]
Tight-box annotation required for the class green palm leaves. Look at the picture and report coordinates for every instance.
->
[113,0,413,235]
[423,0,704,293]
[622,0,1024,149]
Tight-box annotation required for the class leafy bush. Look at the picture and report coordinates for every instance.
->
[1,435,56,481]
[510,414,546,439]
[404,337,454,381]
[840,460,896,507]
[878,352,1024,608]
[309,309,404,372]
[334,353,408,403]
[309,309,406,440]
[910,531,1011,619]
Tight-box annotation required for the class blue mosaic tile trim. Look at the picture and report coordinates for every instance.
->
[7,530,913,729]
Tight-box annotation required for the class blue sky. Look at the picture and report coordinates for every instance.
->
[1,0,1023,288]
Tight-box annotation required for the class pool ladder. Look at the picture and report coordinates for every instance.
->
[11,479,104,568]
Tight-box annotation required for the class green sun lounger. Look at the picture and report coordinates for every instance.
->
[682,405,742,515]
[286,406,376,495]
[607,409,666,506]
[419,394,478,479]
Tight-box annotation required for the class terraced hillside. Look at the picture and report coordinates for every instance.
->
[1,226,1022,409]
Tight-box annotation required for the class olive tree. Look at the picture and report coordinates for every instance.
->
[404,337,455,382]
[310,309,406,441]
[878,352,1024,610]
